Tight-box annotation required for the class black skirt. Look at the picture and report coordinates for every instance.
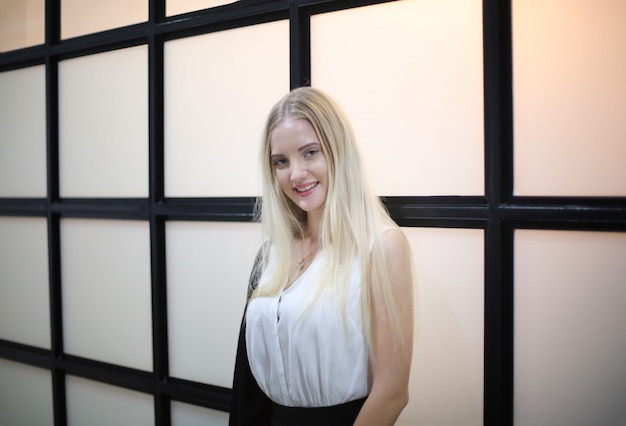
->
[270,398,367,426]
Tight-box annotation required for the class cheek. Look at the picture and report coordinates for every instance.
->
[274,170,292,191]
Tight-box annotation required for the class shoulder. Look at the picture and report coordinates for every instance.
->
[378,227,411,261]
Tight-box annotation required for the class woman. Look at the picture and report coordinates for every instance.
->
[230,87,414,425]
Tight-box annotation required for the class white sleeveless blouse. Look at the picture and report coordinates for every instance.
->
[245,248,370,407]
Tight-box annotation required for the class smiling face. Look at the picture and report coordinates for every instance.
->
[269,118,329,221]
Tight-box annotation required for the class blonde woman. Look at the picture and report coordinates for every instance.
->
[230,87,414,425]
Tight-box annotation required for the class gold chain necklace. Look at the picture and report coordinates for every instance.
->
[295,241,319,271]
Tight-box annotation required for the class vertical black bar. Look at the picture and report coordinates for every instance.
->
[149,1,169,425]
[483,0,513,202]
[46,0,66,425]
[289,1,311,89]
[483,0,514,425]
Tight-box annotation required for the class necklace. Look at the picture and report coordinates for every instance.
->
[295,241,318,271]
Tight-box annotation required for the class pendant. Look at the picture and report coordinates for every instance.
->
[296,259,305,271]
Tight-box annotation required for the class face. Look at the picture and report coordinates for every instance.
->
[269,118,329,220]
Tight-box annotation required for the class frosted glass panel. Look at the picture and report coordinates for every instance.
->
[66,375,154,426]
[397,228,484,426]
[61,0,147,39]
[0,217,50,348]
[167,221,262,386]
[164,20,289,197]
[59,46,148,197]
[167,0,237,16]
[0,359,53,426]
[311,0,484,196]
[62,219,152,371]
[0,0,44,52]
[0,65,47,197]
[171,400,229,426]
[515,230,626,426]
[513,0,626,196]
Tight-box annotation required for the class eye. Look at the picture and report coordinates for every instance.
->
[272,157,288,169]
[304,148,319,158]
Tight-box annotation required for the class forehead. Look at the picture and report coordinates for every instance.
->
[269,118,319,153]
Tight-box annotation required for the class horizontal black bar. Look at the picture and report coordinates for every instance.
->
[382,196,488,228]
[0,1,289,66]
[0,199,48,216]
[58,354,155,394]
[0,339,51,369]
[154,197,257,221]
[162,378,231,412]
[0,45,46,71]
[509,196,626,209]
[294,0,396,15]
[500,197,626,229]
[51,198,150,219]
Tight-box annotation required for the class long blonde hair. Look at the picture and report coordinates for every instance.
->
[254,87,407,347]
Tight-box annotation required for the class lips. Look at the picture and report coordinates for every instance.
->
[294,182,319,195]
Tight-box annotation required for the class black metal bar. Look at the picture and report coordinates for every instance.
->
[483,0,514,425]
[162,378,231,412]
[0,199,48,216]
[45,1,66,424]
[0,340,51,369]
[1,1,626,425]
[50,199,150,219]
[149,0,170,422]
[58,355,156,394]
[153,198,258,221]
[294,0,395,15]
[156,1,289,43]
[484,219,514,426]
[500,198,626,229]
[290,1,311,88]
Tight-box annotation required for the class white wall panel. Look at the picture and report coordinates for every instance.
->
[398,228,484,426]
[164,20,289,197]
[0,217,50,348]
[0,359,53,426]
[167,221,262,387]
[311,0,484,196]
[61,219,153,371]
[66,375,154,426]
[0,65,46,197]
[59,46,148,197]
[171,400,229,426]
[515,230,626,426]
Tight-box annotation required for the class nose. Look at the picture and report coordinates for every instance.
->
[290,160,307,184]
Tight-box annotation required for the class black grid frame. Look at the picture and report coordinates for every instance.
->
[1,1,625,425]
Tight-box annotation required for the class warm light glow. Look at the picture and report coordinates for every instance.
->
[515,230,626,426]
[513,0,626,195]
[0,0,44,52]
[312,0,484,196]
[164,20,289,197]
[61,0,147,39]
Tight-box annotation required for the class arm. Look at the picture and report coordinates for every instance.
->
[354,228,414,426]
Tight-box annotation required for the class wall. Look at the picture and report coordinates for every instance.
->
[1,1,625,425]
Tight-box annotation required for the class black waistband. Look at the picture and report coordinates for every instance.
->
[271,397,367,426]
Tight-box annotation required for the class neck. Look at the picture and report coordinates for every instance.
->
[304,211,322,242]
